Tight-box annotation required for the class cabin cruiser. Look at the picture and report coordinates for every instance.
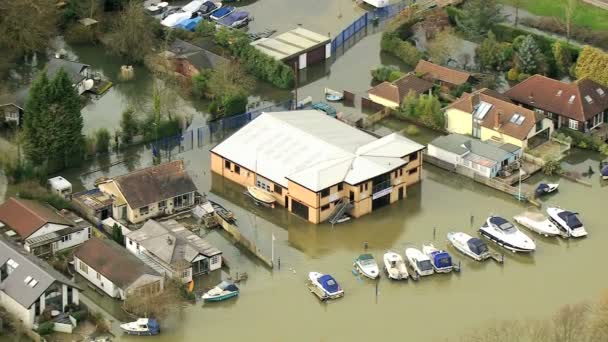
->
[547,207,587,237]
[383,251,408,280]
[513,211,561,237]
[308,272,344,299]
[479,216,536,253]
[120,318,160,336]
[202,281,239,302]
[216,11,250,28]
[198,1,222,17]
[405,247,434,277]
[182,0,205,12]
[209,6,235,20]
[447,232,490,261]
[421,243,453,273]
[354,254,379,279]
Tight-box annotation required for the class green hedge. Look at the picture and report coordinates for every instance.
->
[380,32,422,67]
[556,127,608,151]
[492,24,580,59]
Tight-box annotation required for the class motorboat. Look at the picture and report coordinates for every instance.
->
[513,211,561,237]
[362,0,389,8]
[479,216,536,253]
[198,1,222,17]
[177,16,203,31]
[602,164,608,180]
[202,281,239,302]
[161,11,194,27]
[146,2,169,15]
[209,6,235,21]
[354,253,379,279]
[161,7,182,19]
[535,183,559,196]
[182,0,205,13]
[547,207,587,237]
[246,186,275,205]
[447,232,490,261]
[216,11,250,28]
[405,247,434,277]
[308,272,344,299]
[325,88,344,102]
[421,243,453,273]
[120,318,160,336]
[383,251,408,280]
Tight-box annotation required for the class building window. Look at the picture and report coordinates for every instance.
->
[536,121,543,132]
[337,183,343,191]
[212,255,220,264]
[129,239,133,246]
[181,269,189,279]
[364,183,368,191]
[139,206,149,215]
[569,119,578,130]
[410,152,418,161]
[61,234,72,243]
[87,227,91,239]
[234,165,240,174]
[320,188,330,198]
[274,183,282,194]
[224,160,231,169]
[256,176,272,192]
[408,168,417,175]
[359,184,363,192]
[96,272,101,280]
[321,204,330,211]
[159,200,166,210]
[399,168,403,176]
[79,261,88,274]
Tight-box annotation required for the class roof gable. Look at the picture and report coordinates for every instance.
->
[45,58,89,84]
[368,74,433,104]
[415,60,471,86]
[0,198,72,238]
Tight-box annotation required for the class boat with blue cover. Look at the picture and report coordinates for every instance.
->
[422,243,453,273]
[547,207,587,238]
[177,16,203,31]
[447,232,491,261]
[602,164,608,180]
[209,6,235,20]
[535,183,559,196]
[202,281,240,302]
[120,318,160,336]
[308,272,344,300]
[216,11,250,28]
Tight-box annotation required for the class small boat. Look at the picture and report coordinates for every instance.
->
[547,207,587,238]
[362,0,389,8]
[405,247,434,277]
[353,253,379,279]
[182,0,205,12]
[247,186,275,205]
[202,281,239,302]
[324,88,344,102]
[146,2,169,15]
[311,102,337,117]
[198,1,222,17]
[308,272,344,299]
[479,216,536,253]
[209,200,236,224]
[602,164,608,180]
[216,11,249,28]
[120,318,160,336]
[177,16,203,31]
[161,11,193,27]
[535,183,559,196]
[161,7,181,19]
[383,251,408,280]
[209,6,235,20]
[447,232,490,261]
[421,243,453,273]
[513,211,561,237]
[249,28,277,41]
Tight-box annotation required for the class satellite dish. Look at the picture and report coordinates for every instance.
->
[84,79,95,91]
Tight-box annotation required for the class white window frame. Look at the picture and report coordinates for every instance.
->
[568,119,578,130]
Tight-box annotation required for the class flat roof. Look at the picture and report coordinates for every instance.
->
[211,110,424,192]
[251,27,330,61]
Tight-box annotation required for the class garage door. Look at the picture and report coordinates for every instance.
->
[306,45,326,65]
[528,128,550,149]
[291,200,309,221]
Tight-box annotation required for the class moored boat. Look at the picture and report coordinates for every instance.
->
[479,216,536,253]
[202,281,239,302]
[120,318,160,336]
[209,6,235,20]
[216,11,249,28]
[547,207,587,238]
[421,243,453,273]
[602,164,608,180]
[362,0,389,8]
[383,251,408,280]
[447,232,491,261]
[198,1,222,17]
[161,11,193,27]
[405,247,434,277]
[354,253,379,279]
[324,88,344,102]
[308,272,344,300]
[535,183,559,196]
[247,186,275,205]
[513,211,561,237]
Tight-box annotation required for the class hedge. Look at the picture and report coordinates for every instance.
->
[380,32,422,67]
[492,24,580,60]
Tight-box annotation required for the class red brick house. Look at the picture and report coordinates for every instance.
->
[414,60,473,90]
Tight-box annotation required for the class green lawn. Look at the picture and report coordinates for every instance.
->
[500,0,608,30]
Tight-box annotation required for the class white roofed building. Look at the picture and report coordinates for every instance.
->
[210,110,425,223]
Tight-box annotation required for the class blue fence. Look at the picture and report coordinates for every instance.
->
[331,1,410,54]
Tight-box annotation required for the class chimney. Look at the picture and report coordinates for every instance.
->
[471,91,480,106]
[494,110,503,129]
[528,92,534,104]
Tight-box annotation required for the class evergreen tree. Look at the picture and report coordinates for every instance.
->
[23,68,84,171]
[552,41,571,76]
[399,90,420,119]
[476,31,501,71]
[455,0,505,40]
[112,224,124,245]
[120,108,138,144]
[516,35,544,74]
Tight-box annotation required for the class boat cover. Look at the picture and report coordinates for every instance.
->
[536,183,549,194]
[489,216,515,232]
[218,11,249,26]
[211,6,234,19]
[319,274,340,293]
[200,1,218,14]
[602,165,608,177]
[148,319,160,333]
[218,281,239,292]
[432,251,452,268]
[557,211,583,228]
[178,16,203,31]
[467,238,488,255]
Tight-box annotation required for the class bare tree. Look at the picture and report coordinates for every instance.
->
[551,302,590,342]
[0,0,57,56]
[426,28,457,66]
[564,0,577,43]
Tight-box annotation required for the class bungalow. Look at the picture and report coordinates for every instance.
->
[0,198,91,257]
[506,75,608,135]
[414,59,472,90]
[125,219,222,283]
[0,237,80,330]
[97,160,199,224]
[445,89,554,149]
[210,110,425,224]
[427,134,520,179]
[0,88,28,127]
[74,238,163,300]
[367,73,434,109]
[164,39,228,78]
[46,58,91,95]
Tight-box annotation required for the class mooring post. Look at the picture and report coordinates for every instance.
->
[433,227,436,241]
[375,280,379,304]
[278,257,281,270]
[364,241,368,250]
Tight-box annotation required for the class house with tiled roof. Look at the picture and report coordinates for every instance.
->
[505,75,608,134]
[367,73,434,109]
[445,89,554,149]
[74,238,163,300]
[0,198,91,257]
[414,60,472,90]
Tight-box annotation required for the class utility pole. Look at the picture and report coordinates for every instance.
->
[293,61,299,109]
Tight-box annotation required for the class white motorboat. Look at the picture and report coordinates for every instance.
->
[202,281,239,302]
[405,247,434,277]
[547,207,587,238]
[354,253,379,279]
[479,216,536,253]
[513,211,561,237]
[182,0,205,12]
[362,0,389,8]
[535,183,559,196]
[120,318,160,336]
[421,243,453,273]
[246,186,275,205]
[161,11,193,27]
[383,251,408,280]
[447,232,490,261]
[308,272,344,299]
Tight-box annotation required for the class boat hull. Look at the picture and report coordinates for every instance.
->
[247,186,275,205]
[478,230,535,253]
[383,252,408,280]
[203,291,239,302]
[513,214,561,237]
[447,233,490,262]
[308,272,344,299]
[354,263,379,279]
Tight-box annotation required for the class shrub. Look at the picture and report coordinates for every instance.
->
[120,108,139,144]
[507,68,519,81]
[600,144,608,156]
[492,24,580,59]
[450,82,472,98]
[37,321,54,335]
[542,159,562,175]
[95,128,111,153]
[558,127,604,151]
[575,45,608,87]
[71,310,87,322]
[195,20,216,37]
[405,124,420,136]
[445,6,463,26]
[191,70,212,98]
[64,24,97,45]
[517,73,530,82]
[371,65,402,82]
[380,32,422,67]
